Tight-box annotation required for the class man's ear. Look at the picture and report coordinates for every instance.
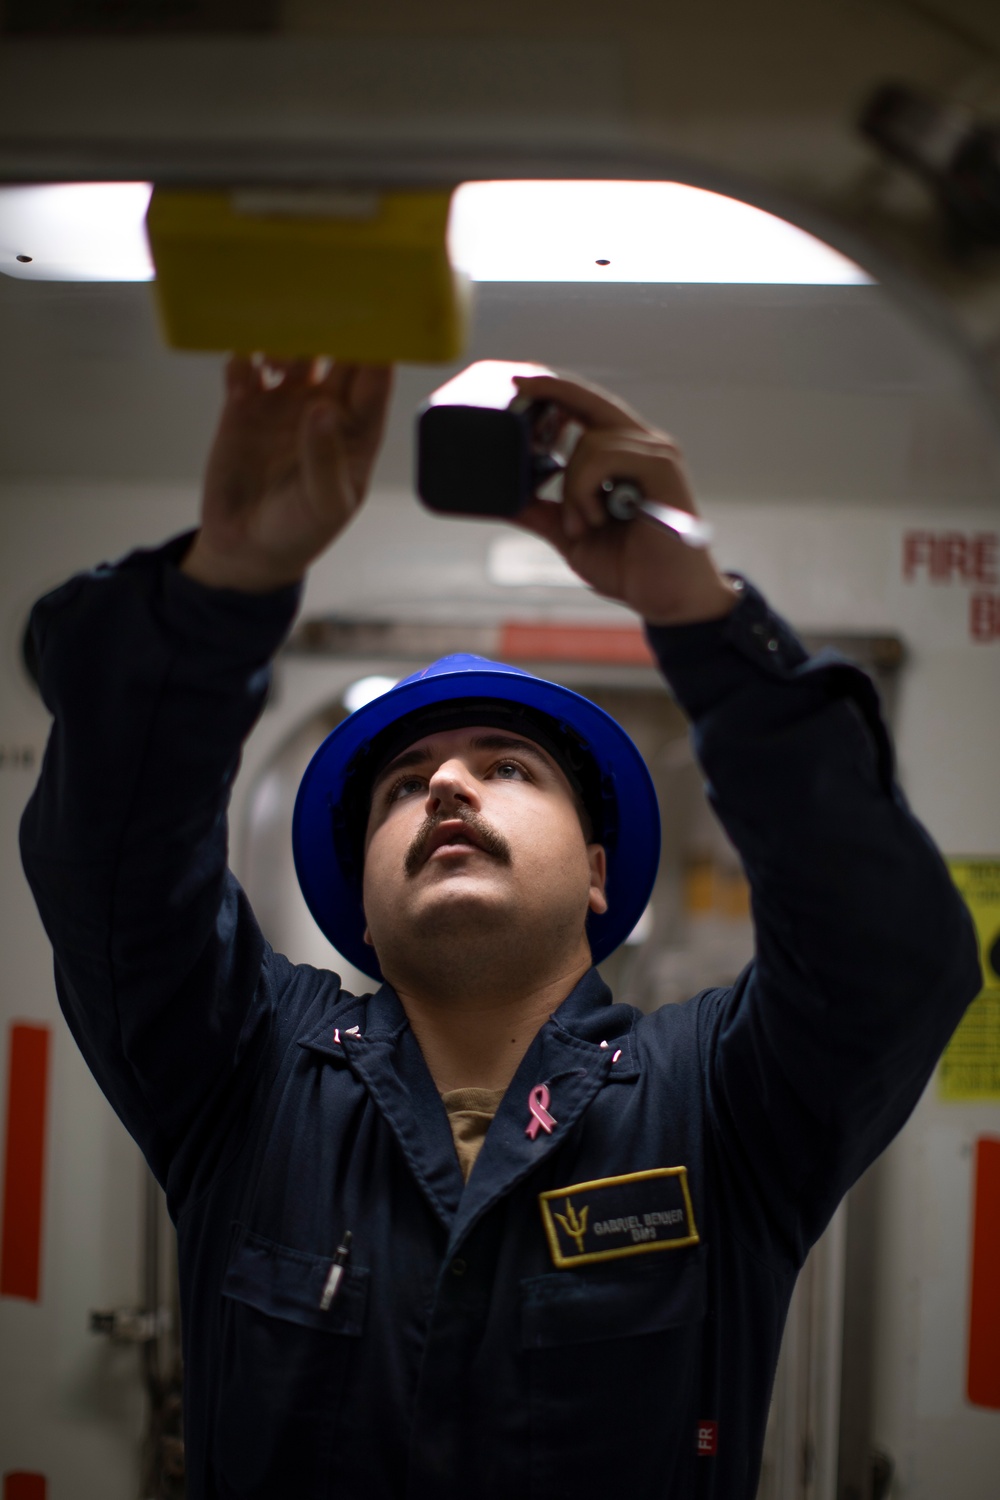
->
[363,924,374,948]
[587,844,608,917]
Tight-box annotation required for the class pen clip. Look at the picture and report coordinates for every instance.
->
[319,1229,353,1312]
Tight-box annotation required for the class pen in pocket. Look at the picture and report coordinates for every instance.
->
[319,1230,353,1311]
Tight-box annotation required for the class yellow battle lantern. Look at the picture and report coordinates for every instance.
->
[146,186,470,362]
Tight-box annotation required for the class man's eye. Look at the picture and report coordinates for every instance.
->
[493,760,529,781]
[388,775,425,802]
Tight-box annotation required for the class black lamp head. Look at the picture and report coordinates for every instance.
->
[416,359,559,519]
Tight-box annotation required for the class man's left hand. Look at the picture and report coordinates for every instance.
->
[511,374,737,626]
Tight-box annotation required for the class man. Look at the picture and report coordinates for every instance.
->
[21,356,979,1500]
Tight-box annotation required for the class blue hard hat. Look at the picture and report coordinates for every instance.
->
[292,654,661,980]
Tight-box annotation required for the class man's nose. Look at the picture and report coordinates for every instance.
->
[426,758,481,813]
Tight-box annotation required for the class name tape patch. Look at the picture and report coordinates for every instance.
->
[539,1167,699,1268]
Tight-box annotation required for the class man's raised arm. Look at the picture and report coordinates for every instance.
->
[513,371,981,1261]
[19,359,392,1197]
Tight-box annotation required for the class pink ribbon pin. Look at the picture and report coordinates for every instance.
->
[526,1084,557,1140]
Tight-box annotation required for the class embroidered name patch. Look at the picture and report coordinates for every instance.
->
[539,1167,699,1268]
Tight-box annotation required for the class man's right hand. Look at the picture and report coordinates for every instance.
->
[182,356,394,593]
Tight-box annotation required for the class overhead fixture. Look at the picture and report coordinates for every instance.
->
[860,83,1000,249]
[448,180,872,284]
[0,179,871,287]
[625,901,654,946]
[488,535,583,588]
[342,676,399,715]
[0,183,154,281]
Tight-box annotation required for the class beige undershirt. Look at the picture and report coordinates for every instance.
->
[442,1087,505,1182]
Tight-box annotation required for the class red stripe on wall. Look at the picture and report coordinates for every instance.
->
[0,1025,52,1302]
[968,1135,1000,1409]
[498,621,655,666]
[3,1474,47,1500]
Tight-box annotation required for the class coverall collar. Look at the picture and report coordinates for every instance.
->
[297,967,640,1240]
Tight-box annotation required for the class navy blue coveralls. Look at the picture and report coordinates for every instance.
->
[20,535,980,1500]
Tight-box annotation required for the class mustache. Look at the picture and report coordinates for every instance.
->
[404,807,513,877]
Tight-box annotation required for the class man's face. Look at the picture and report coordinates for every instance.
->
[361,725,607,968]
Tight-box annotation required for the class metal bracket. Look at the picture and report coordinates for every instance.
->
[89,1306,170,1344]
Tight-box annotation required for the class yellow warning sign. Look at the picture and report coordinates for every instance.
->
[938,860,1000,1102]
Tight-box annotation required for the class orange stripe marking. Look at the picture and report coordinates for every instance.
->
[3,1474,47,1500]
[968,1136,1000,1408]
[0,1025,52,1302]
[498,621,655,666]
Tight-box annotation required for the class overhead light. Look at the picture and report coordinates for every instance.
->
[0,179,871,287]
[0,183,154,281]
[625,901,654,946]
[342,676,399,715]
[448,180,872,284]
[488,535,583,588]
